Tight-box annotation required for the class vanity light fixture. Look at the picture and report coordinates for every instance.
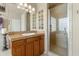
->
[19,3,23,6]
[24,3,27,7]
[17,3,35,13]
[28,5,31,9]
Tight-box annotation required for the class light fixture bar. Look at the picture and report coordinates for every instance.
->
[17,3,35,13]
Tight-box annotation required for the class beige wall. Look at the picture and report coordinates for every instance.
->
[72,3,79,56]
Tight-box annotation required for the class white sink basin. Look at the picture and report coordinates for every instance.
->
[22,33,35,36]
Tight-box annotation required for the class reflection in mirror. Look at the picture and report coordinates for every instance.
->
[3,3,37,33]
[0,3,46,34]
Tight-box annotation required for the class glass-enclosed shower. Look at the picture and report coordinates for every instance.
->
[48,3,68,56]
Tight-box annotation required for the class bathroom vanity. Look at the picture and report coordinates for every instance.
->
[8,32,44,56]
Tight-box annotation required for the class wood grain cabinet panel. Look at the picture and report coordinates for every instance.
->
[12,35,44,56]
[12,45,25,56]
[34,37,40,56]
[12,40,25,56]
[26,39,34,56]
[39,36,44,54]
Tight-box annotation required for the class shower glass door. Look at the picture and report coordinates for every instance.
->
[49,3,68,56]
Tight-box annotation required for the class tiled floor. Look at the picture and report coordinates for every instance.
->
[0,49,11,56]
[0,33,12,56]
[0,49,48,56]
[50,45,67,56]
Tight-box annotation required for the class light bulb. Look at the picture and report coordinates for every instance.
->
[17,6,20,8]
[28,5,31,9]
[24,3,27,7]
[32,8,35,11]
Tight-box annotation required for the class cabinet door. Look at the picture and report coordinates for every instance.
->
[39,36,44,54]
[12,40,25,56]
[26,39,34,56]
[12,45,25,56]
[34,37,40,56]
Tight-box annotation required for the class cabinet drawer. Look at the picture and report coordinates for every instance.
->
[27,37,40,42]
[12,40,25,46]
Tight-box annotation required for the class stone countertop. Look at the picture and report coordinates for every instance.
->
[8,32,44,41]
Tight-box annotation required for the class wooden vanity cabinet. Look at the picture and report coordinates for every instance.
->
[39,36,44,55]
[33,37,40,56]
[26,38,34,56]
[12,40,25,56]
[12,35,44,56]
[26,37,40,56]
